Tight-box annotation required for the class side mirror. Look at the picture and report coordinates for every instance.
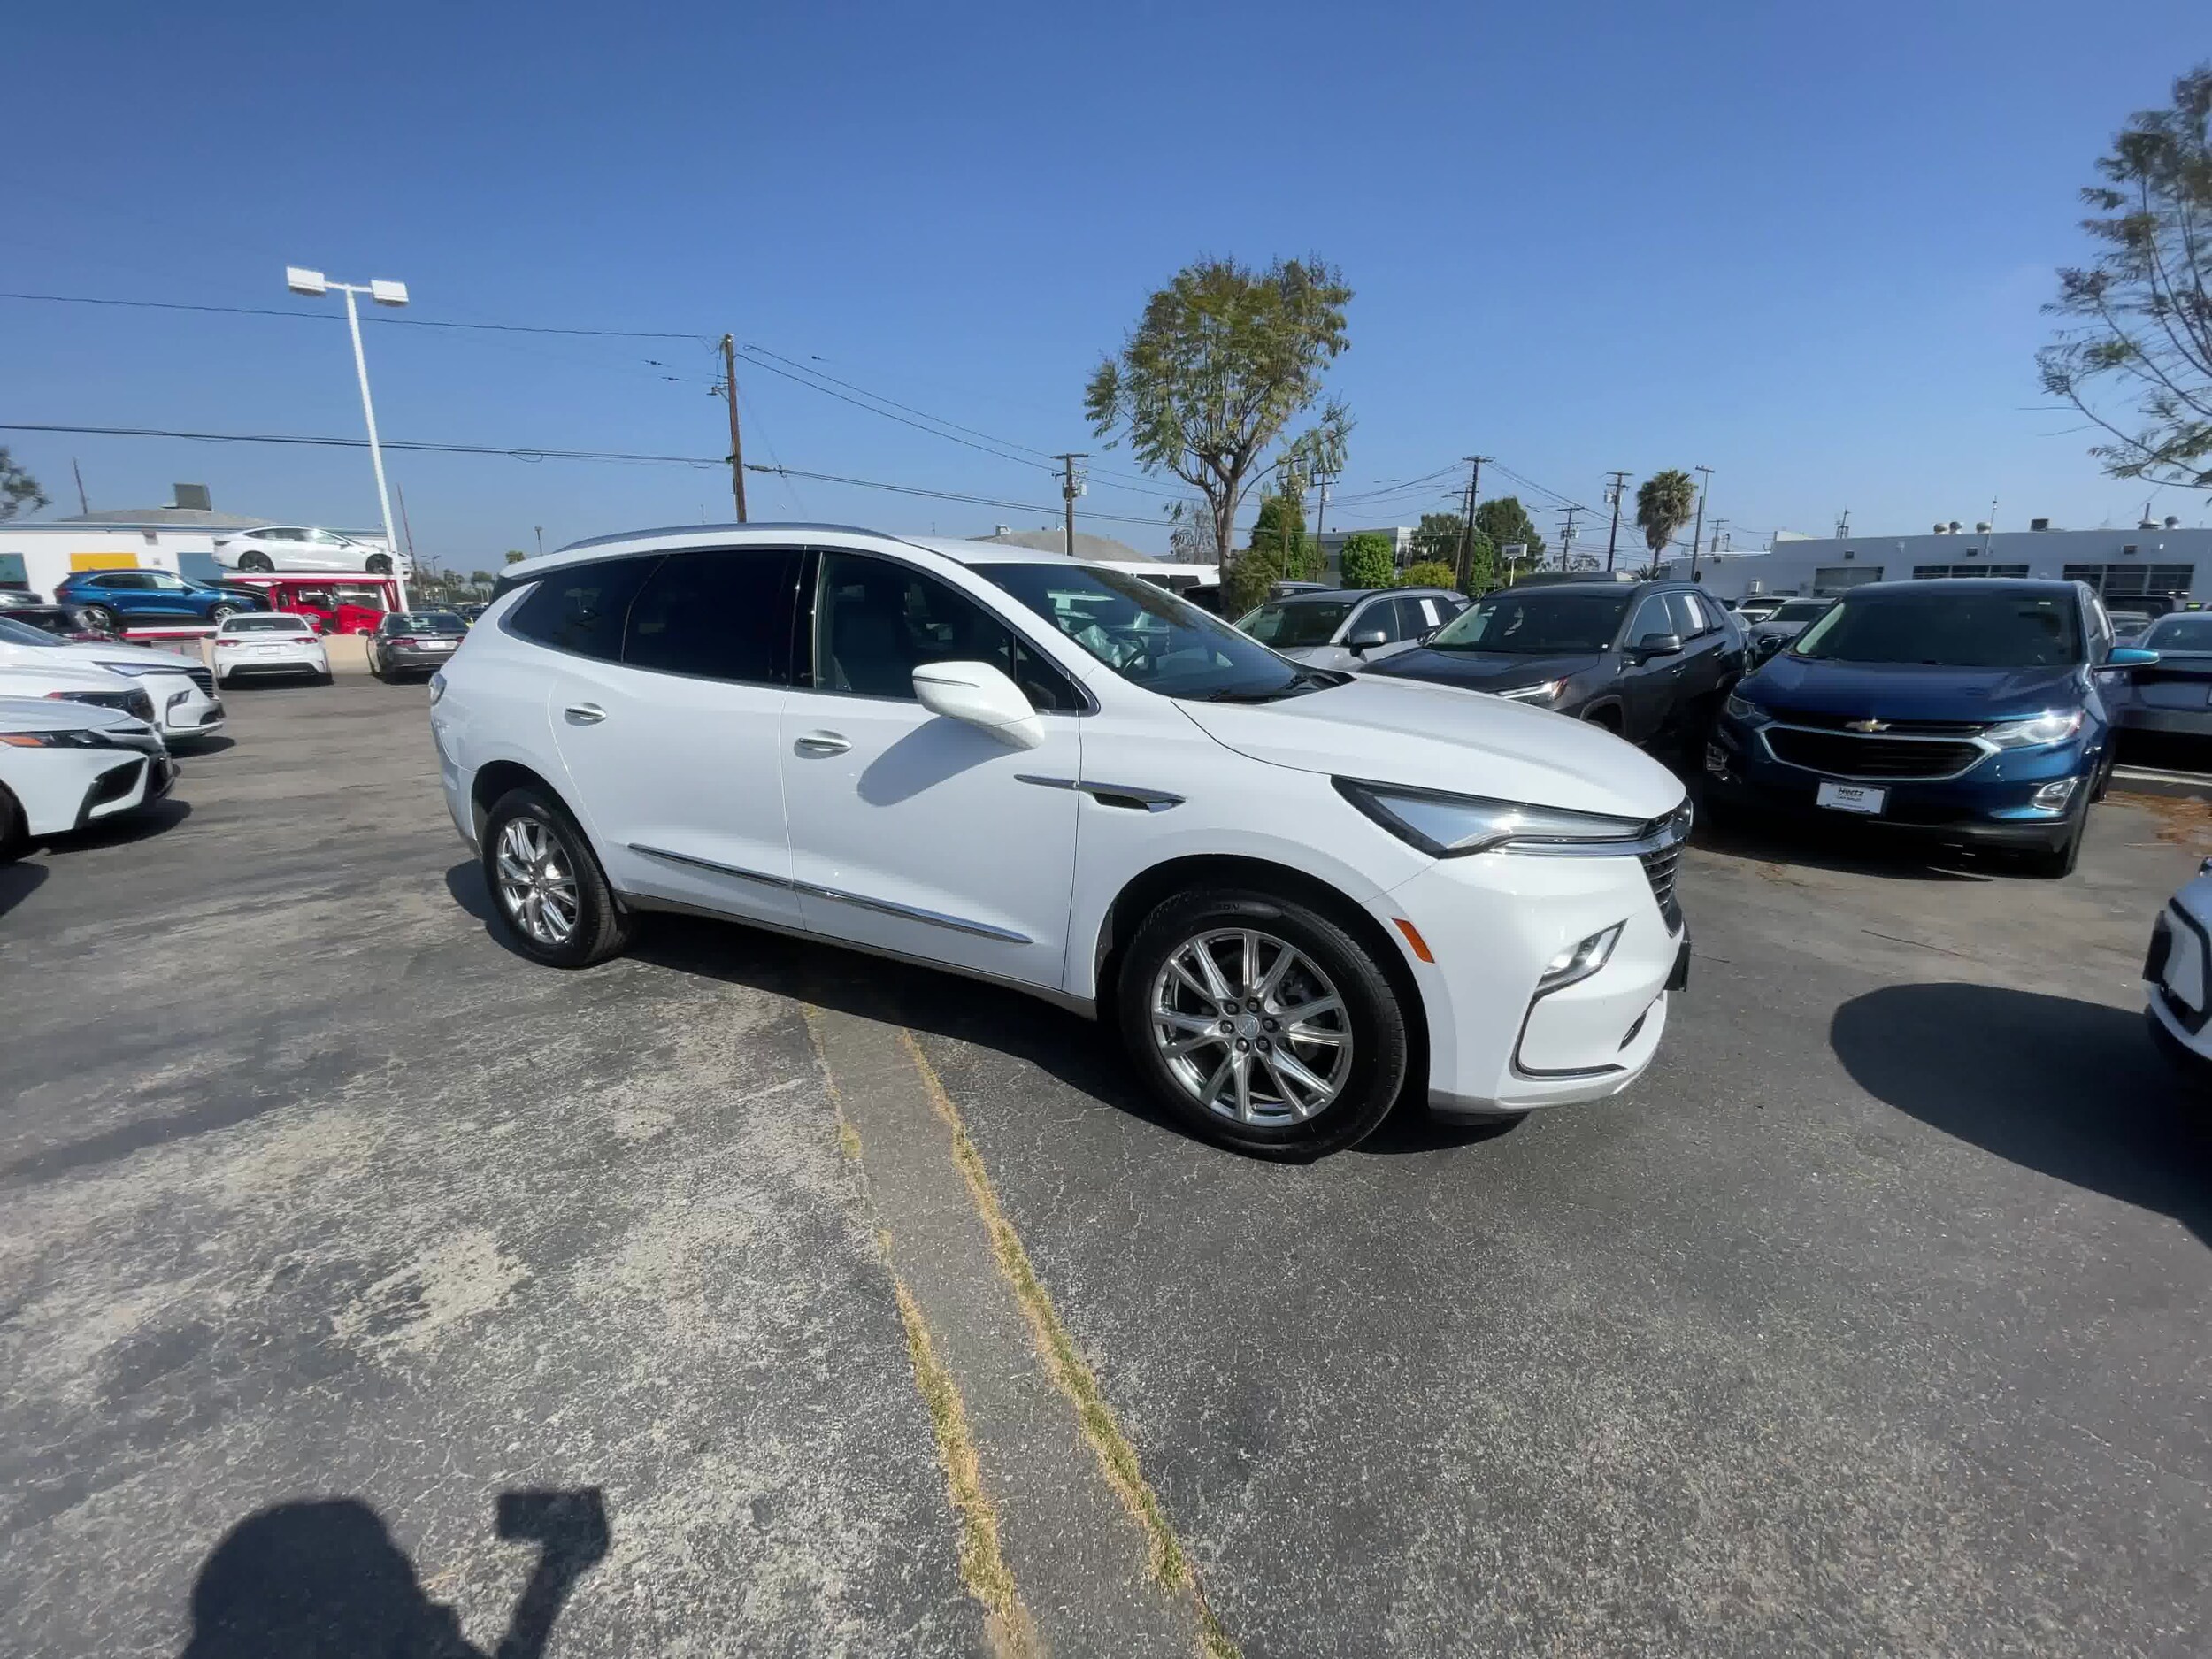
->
[912,660,1045,750]
[1630,631,1684,662]
[2105,645,2160,669]
[1347,628,1390,653]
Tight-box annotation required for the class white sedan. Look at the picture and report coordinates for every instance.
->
[212,525,407,577]
[213,613,332,687]
[0,615,226,745]
[2145,861,2212,1079]
[0,695,174,858]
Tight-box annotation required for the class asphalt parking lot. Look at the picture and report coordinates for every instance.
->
[5,680,2210,1657]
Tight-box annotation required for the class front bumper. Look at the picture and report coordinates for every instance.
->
[1373,835,1686,1118]
[132,670,225,740]
[1706,714,2092,850]
[217,646,326,679]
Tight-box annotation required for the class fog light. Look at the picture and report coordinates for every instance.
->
[2032,777,2080,812]
[1540,922,1624,992]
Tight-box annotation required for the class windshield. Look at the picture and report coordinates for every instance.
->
[2141,615,2212,652]
[1792,590,2083,668]
[1238,599,1355,647]
[390,612,465,634]
[982,564,1329,701]
[222,615,311,634]
[0,615,63,648]
[1425,590,1632,654]
[1771,600,1830,622]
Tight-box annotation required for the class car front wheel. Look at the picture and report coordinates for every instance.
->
[480,786,632,967]
[237,552,274,572]
[81,603,118,633]
[1117,888,1409,1159]
[365,553,393,574]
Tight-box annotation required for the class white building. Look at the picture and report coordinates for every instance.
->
[0,487,386,599]
[1663,518,2212,606]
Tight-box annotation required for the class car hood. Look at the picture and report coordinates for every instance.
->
[0,694,147,733]
[1175,673,1684,821]
[32,640,200,676]
[0,660,137,692]
[1745,655,2085,721]
[1359,646,1609,693]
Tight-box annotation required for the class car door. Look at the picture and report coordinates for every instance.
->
[530,547,808,930]
[1616,593,1686,743]
[1664,590,1724,719]
[779,549,1082,988]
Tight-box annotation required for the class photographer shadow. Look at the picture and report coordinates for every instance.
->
[180,1489,607,1659]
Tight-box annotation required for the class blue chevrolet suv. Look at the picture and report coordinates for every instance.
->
[51,569,266,632]
[1706,579,2157,878]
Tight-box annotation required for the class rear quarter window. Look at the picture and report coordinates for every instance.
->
[505,557,658,660]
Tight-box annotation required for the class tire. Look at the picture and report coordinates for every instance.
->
[314,670,334,687]
[2022,801,2088,879]
[2089,750,2115,803]
[1583,706,1624,737]
[215,672,233,690]
[365,553,393,575]
[1116,887,1409,1159]
[480,785,632,967]
[237,552,274,572]
[0,783,25,863]
[81,603,118,634]
[366,647,385,681]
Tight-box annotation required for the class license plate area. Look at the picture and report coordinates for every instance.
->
[1816,780,1886,814]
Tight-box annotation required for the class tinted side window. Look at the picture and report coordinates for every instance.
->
[1627,595,1672,644]
[1387,596,1427,640]
[624,547,797,685]
[507,557,657,661]
[1663,591,1704,639]
[812,552,1079,711]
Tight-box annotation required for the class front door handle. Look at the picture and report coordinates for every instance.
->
[795,731,850,756]
[564,703,607,726]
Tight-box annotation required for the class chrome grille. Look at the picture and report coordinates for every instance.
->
[1640,841,1683,931]
[179,664,215,696]
[1763,726,1985,780]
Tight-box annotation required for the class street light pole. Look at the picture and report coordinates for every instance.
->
[288,267,411,611]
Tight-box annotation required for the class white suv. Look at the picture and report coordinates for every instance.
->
[431,526,1691,1157]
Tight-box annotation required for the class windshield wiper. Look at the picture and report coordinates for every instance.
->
[1203,667,1345,703]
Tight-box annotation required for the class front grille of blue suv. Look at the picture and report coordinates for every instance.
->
[1703,578,2157,879]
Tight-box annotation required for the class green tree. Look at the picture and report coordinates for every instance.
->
[469,569,495,588]
[1458,527,1498,595]
[1635,471,1697,568]
[1249,490,1317,580]
[1087,257,1354,565]
[1409,511,1463,565]
[1338,530,1396,590]
[1410,511,1498,594]
[0,449,50,522]
[504,549,527,564]
[2039,64,2212,488]
[1222,546,1281,618]
[1473,496,1545,578]
[1397,559,1458,589]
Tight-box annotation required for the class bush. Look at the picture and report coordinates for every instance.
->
[1222,547,1281,618]
[1337,532,1396,590]
[1397,560,1458,590]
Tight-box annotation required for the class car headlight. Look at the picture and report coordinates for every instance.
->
[1723,691,1766,723]
[1983,709,2085,749]
[0,727,111,749]
[1495,679,1565,703]
[90,660,167,678]
[1334,778,1650,857]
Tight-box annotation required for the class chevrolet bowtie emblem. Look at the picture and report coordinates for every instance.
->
[1845,718,1890,733]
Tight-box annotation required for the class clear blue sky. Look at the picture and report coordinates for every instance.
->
[8,1,2208,565]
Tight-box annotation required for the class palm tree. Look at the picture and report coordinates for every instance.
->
[1636,471,1697,570]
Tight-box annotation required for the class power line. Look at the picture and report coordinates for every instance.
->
[742,465,1165,527]
[0,421,723,466]
[0,290,709,342]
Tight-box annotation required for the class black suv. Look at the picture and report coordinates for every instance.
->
[1362,579,1747,746]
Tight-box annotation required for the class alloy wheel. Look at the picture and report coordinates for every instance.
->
[1149,928,1354,1125]
[494,816,580,947]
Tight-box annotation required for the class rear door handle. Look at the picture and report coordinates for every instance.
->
[564,703,607,726]
[795,731,850,756]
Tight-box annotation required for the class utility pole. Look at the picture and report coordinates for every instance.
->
[1708,518,1728,572]
[1051,453,1088,557]
[1603,470,1630,572]
[719,334,749,522]
[1836,509,1850,538]
[1689,465,1713,582]
[1556,505,1583,571]
[1455,455,1489,590]
[534,526,544,558]
[71,458,89,516]
[395,481,419,571]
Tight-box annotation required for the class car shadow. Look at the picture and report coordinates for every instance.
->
[1832,983,2212,1245]
[1691,778,1993,883]
[0,858,50,921]
[180,1489,607,1659]
[41,797,192,856]
[175,734,238,754]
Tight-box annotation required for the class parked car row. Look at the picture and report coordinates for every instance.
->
[0,694,176,861]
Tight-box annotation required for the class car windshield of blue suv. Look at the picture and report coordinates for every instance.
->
[1790,590,2082,668]
[1425,589,1632,653]
[984,563,1340,702]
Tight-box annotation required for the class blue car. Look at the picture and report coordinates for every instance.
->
[1706,579,2158,878]
[52,569,268,631]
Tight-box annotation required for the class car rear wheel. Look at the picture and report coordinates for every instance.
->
[2022,800,2088,879]
[1117,888,1408,1159]
[365,553,393,575]
[209,603,240,624]
[480,786,632,967]
[81,603,117,633]
[237,552,274,572]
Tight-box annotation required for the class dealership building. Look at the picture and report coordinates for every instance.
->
[1665,518,2212,606]
[0,486,387,599]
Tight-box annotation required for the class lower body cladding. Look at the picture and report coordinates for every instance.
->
[1378,849,1685,1120]
[1705,719,2091,855]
